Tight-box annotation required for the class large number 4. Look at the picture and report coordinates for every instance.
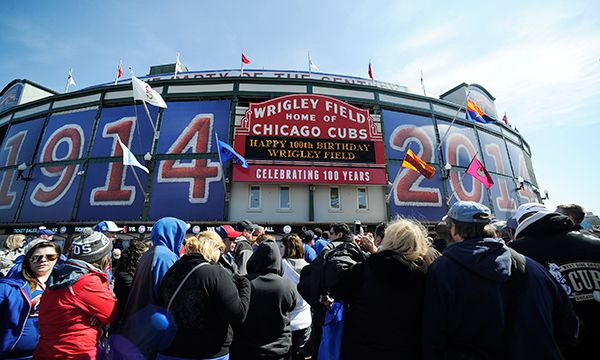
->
[158,114,221,203]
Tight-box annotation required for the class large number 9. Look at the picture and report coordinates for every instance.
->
[30,125,84,207]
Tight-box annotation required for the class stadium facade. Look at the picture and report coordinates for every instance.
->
[0,66,541,239]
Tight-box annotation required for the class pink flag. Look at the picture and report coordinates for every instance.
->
[368,61,374,80]
[242,53,250,64]
[466,157,494,189]
[502,112,508,125]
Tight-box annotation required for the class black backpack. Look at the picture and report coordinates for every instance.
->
[297,241,365,307]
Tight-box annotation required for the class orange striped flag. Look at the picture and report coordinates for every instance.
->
[402,149,435,179]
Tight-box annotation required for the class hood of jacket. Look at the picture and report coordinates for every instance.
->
[247,239,283,275]
[444,237,512,283]
[515,211,573,238]
[151,217,187,253]
[47,258,104,289]
[369,249,424,274]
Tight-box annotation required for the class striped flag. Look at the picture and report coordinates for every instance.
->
[402,149,435,179]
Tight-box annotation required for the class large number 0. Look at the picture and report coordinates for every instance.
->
[388,125,441,206]
[31,125,84,207]
[446,133,483,202]
[0,131,27,209]
[485,144,515,211]
[91,118,136,205]
[158,114,221,203]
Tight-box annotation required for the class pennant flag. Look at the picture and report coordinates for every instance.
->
[368,60,374,80]
[308,53,319,71]
[175,53,184,76]
[65,69,76,93]
[118,138,149,173]
[420,70,426,96]
[218,140,248,168]
[466,157,494,189]
[466,99,496,124]
[131,75,167,108]
[502,112,508,125]
[402,149,435,179]
[114,61,123,85]
[241,53,251,64]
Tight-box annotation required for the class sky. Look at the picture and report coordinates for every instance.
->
[1,0,599,215]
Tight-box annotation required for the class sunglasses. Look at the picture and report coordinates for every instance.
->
[30,254,59,263]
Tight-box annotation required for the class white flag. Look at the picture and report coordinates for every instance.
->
[118,138,149,174]
[131,75,167,108]
[175,53,184,76]
[309,56,319,71]
[67,70,76,87]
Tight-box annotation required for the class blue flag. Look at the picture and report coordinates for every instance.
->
[217,140,249,168]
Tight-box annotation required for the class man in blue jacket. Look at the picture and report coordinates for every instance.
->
[422,201,579,360]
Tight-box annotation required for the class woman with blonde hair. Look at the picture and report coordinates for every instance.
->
[157,231,251,360]
[0,234,26,276]
[337,219,439,359]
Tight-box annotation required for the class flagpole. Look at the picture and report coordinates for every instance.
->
[420,70,426,96]
[436,90,471,152]
[128,165,148,201]
[308,51,311,77]
[141,100,157,133]
[215,132,228,197]
[115,60,122,85]
[386,142,416,203]
[240,49,244,77]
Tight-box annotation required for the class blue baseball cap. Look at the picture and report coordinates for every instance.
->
[444,201,491,224]
[93,220,123,232]
[37,227,56,236]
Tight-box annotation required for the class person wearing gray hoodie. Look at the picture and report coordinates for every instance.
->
[231,238,298,360]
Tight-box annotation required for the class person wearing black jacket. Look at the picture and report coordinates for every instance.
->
[511,210,600,359]
[336,219,439,359]
[231,237,298,360]
[423,201,579,360]
[158,231,251,360]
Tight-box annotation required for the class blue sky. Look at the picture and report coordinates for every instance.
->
[1,0,599,215]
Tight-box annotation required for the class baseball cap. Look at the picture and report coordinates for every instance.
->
[514,203,547,224]
[444,201,491,223]
[93,220,124,233]
[215,225,242,240]
[234,219,257,232]
[37,227,56,236]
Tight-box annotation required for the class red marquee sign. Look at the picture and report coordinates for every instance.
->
[232,94,386,184]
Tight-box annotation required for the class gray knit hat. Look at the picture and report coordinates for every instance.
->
[70,228,112,264]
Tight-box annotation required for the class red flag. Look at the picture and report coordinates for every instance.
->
[114,62,123,85]
[368,61,374,80]
[502,112,508,125]
[241,53,250,64]
[466,157,494,189]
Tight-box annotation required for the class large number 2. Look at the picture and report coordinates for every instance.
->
[31,125,84,207]
[388,125,441,206]
[158,114,221,203]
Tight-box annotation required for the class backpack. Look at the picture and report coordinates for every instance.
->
[298,240,365,308]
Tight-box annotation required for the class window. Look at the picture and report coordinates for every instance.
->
[329,187,340,210]
[357,187,368,209]
[279,186,290,209]
[249,185,261,209]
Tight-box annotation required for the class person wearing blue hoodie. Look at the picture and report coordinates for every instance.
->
[422,201,580,360]
[112,217,187,358]
[0,240,61,359]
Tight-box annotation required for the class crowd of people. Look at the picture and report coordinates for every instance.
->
[0,202,599,359]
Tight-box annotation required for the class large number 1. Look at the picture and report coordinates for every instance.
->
[90,118,136,205]
[0,131,27,209]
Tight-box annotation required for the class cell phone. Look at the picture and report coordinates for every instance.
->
[353,220,362,235]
